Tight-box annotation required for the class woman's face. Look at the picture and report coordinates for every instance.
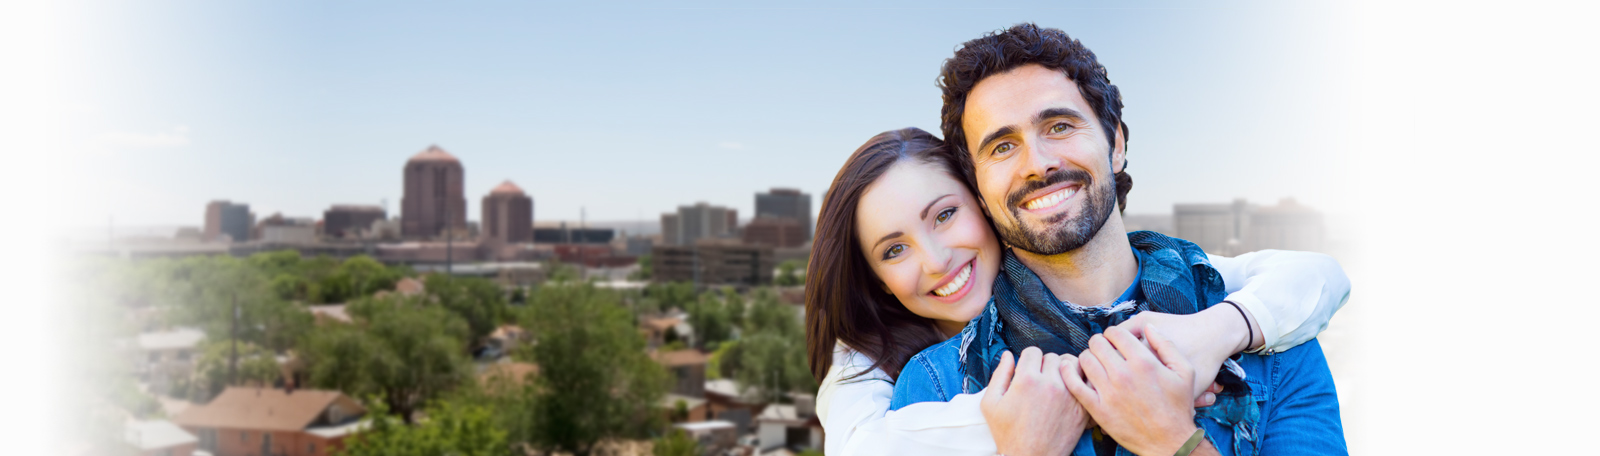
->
[856,160,1002,337]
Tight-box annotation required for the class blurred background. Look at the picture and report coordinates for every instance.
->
[3,0,1597,454]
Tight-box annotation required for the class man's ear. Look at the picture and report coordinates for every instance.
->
[1110,123,1128,174]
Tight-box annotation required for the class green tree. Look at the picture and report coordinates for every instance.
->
[652,429,698,456]
[338,399,508,456]
[775,259,805,286]
[518,282,667,455]
[303,294,471,423]
[631,253,653,281]
[191,339,282,401]
[684,288,742,350]
[423,274,508,343]
[719,289,815,401]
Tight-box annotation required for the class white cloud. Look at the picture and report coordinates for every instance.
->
[717,141,744,150]
[100,125,190,148]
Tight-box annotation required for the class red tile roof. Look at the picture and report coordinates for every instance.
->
[173,387,360,432]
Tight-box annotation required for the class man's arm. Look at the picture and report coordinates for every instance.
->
[1063,326,1211,456]
[1256,339,1347,454]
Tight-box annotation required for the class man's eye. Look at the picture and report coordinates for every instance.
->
[1049,123,1070,134]
[992,143,1013,156]
[883,244,906,260]
[935,207,956,224]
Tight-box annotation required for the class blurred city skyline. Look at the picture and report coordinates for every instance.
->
[55,0,1351,229]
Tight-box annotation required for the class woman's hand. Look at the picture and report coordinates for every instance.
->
[981,347,1088,456]
[1116,308,1247,400]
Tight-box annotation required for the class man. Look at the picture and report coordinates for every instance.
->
[890,24,1346,456]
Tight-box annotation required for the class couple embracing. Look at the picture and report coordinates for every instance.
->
[803,24,1348,456]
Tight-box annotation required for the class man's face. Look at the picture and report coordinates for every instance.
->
[961,64,1125,255]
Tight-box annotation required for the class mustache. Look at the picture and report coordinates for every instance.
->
[1006,169,1092,209]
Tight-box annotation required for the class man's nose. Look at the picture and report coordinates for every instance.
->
[1020,143,1062,180]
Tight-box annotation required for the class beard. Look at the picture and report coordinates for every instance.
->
[994,168,1117,256]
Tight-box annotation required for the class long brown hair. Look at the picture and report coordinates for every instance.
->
[805,127,964,384]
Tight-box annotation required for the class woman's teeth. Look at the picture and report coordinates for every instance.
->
[933,263,973,297]
[1023,187,1076,210]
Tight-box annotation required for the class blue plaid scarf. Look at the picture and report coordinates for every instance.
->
[957,231,1259,452]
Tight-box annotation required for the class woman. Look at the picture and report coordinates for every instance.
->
[805,128,1349,455]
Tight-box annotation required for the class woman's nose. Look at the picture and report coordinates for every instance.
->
[921,245,953,276]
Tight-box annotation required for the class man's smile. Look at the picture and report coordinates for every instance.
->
[1019,183,1080,213]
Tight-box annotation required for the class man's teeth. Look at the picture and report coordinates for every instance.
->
[933,263,973,297]
[1023,187,1076,210]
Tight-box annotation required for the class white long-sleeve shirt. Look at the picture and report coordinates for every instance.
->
[815,250,1351,455]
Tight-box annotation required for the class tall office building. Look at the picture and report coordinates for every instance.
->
[203,200,252,243]
[1174,198,1324,255]
[481,180,534,244]
[323,205,386,239]
[660,202,736,246]
[755,188,812,241]
[400,145,467,240]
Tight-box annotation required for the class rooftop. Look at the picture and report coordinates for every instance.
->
[124,419,197,450]
[407,144,460,164]
[651,349,710,367]
[137,328,205,351]
[173,387,361,432]
[489,180,526,196]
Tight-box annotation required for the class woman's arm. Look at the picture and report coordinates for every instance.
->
[1118,249,1350,397]
[819,347,997,456]
[1209,249,1350,354]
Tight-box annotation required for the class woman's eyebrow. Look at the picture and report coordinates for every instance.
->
[921,194,954,219]
[873,231,904,250]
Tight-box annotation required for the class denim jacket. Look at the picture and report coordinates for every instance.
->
[890,233,1347,456]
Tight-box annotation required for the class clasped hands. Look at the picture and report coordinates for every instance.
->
[980,325,1220,456]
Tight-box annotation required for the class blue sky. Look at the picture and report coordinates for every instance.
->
[58,0,1349,229]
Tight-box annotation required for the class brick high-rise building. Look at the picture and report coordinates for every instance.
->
[204,200,252,243]
[323,205,386,239]
[481,180,533,244]
[660,202,736,246]
[400,145,467,240]
[755,188,812,241]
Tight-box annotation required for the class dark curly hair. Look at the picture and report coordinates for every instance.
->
[937,23,1133,212]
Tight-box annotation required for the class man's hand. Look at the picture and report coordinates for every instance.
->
[1116,308,1250,399]
[981,347,1089,456]
[1062,326,1201,456]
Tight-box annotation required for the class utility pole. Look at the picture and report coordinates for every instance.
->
[229,292,239,385]
[445,186,453,275]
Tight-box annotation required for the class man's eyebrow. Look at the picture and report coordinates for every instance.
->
[921,194,954,220]
[975,126,1017,154]
[1035,107,1087,124]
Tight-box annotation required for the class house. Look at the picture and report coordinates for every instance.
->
[754,394,822,453]
[672,420,739,455]
[306,305,350,324]
[704,379,764,434]
[134,328,205,395]
[480,324,528,359]
[173,387,365,456]
[125,419,198,456]
[651,349,709,398]
[641,312,693,349]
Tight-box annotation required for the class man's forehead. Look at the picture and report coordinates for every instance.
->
[962,64,1091,147]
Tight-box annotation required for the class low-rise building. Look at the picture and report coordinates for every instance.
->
[652,349,709,399]
[173,387,365,456]
[125,419,199,456]
[134,328,205,396]
[652,240,774,288]
[755,397,823,453]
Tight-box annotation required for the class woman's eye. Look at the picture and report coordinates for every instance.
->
[883,244,906,260]
[992,143,1013,156]
[1049,123,1070,134]
[935,207,956,224]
